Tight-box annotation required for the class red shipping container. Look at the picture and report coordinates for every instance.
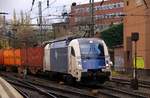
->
[20,48,27,67]
[0,50,4,65]
[27,47,44,67]
[21,47,44,73]
[14,49,21,66]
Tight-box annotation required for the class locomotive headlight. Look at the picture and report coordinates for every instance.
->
[102,65,110,72]
[106,64,110,70]
[102,60,111,71]
[106,60,113,67]
[105,61,109,67]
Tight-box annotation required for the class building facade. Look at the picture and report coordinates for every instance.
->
[124,0,150,70]
[69,0,124,33]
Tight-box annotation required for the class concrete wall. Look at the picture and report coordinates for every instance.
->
[114,46,125,71]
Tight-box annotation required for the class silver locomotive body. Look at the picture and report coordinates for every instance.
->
[43,38,112,83]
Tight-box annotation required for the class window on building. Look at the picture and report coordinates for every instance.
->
[95,6,98,11]
[108,14,111,18]
[75,18,78,22]
[95,15,98,20]
[98,15,102,19]
[86,7,90,12]
[113,4,117,8]
[109,4,113,9]
[105,14,108,19]
[111,13,115,18]
[101,5,104,10]
[107,5,110,9]
[120,2,124,7]
[115,13,120,18]
[103,5,107,10]
[101,15,104,19]
[126,0,129,6]
[102,5,105,10]
[116,3,121,8]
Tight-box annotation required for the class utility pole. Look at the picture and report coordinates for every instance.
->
[0,12,8,35]
[89,0,94,37]
[0,12,8,48]
[2,15,7,48]
[38,1,43,43]
[3,15,6,33]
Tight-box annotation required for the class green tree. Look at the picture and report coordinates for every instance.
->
[101,23,123,48]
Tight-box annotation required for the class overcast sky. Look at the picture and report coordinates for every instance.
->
[0,0,100,22]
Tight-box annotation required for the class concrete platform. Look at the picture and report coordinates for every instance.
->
[0,77,23,98]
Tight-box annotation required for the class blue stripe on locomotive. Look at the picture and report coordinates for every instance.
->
[82,59,105,69]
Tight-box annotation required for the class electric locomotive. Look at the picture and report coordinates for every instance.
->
[43,37,112,83]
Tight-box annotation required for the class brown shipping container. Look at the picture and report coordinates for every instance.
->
[0,50,4,65]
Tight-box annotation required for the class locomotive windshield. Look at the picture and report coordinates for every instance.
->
[79,41,104,59]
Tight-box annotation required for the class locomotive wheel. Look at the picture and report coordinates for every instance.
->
[65,75,75,85]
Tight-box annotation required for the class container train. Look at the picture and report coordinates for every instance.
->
[0,37,112,83]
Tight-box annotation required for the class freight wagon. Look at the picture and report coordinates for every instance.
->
[0,48,43,74]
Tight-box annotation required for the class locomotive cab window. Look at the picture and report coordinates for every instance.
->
[79,41,104,59]
[98,44,104,56]
[71,47,75,56]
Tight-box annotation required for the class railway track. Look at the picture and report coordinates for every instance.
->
[107,77,150,97]
[1,72,149,98]
[111,77,150,89]
[13,86,30,98]
[0,73,64,98]
[0,73,97,98]
[23,74,148,98]
[17,76,120,98]
[22,74,132,98]
[78,82,147,98]
[99,85,147,98]
[0,72,123,98]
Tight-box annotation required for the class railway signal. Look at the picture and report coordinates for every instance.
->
[131,32,139,90]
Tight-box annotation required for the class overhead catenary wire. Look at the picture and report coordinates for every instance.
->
[30,0,36,11]
[42,0,57,12]
[10,0,150,28]
[30,10,150,20]
[28,0,101,24]
[30,14,62,20]
[28,0,69,24]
